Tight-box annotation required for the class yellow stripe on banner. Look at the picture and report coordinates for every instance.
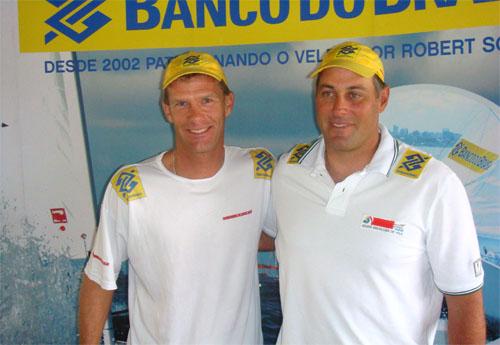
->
[18,0,500,53]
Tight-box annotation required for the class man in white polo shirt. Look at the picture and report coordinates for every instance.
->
[271,41,485,344]
[78,51,275,344]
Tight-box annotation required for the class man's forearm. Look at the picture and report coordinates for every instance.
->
[79,274,115,345]
[446,289,486,344]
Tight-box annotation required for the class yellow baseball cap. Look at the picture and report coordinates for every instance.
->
[162,51,228,89]
[310,41,384,82]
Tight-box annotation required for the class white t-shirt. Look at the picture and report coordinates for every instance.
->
[85,146,275,344]
[271,126,483,345]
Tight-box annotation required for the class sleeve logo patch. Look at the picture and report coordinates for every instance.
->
[473,259,483,277]
[111,166,146,203]
[250,149,275,180]
[394,149,431,179]
[287,143,311,164]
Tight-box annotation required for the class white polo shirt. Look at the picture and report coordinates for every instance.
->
[272,126,483,345]
[85,146,275,344]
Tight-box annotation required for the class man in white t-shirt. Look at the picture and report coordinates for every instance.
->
[271,41,485,344]
[78,51,275,344]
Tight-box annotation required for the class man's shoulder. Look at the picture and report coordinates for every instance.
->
[227,146,275,180]
[106,152,164,204]
[277,138,321,167]
[392,142,455,181]
[111,152,163,178]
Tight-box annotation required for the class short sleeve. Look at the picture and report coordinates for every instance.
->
[263,192,277,238]
[426,172,484,295]
[84,183,129,290]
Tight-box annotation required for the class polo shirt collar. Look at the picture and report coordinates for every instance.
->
[301,125,399,177]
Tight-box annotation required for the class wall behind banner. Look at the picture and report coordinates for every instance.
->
[2,1,499,344]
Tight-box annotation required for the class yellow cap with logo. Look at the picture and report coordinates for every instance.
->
[162,51,228,89]
[310,41,385,82]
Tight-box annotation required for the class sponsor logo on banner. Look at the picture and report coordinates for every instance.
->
[50,208,68,231]
[395,149,431,179]
[111,166,146,204]
[362,215,405,235]
[250,149,275,180]
[50,208,68,223]
[448,138,498,173]
[17,0,499,52]
[44,0,111,44]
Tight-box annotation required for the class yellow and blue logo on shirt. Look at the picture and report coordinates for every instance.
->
[250,149,275,180]
[287,143,311,164]
[394,149,431,179]
[111,166,146,203]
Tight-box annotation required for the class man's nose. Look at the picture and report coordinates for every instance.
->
[332,94,349,114]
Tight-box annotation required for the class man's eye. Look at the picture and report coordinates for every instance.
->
[321,90,334,98]
[202,97,214,104]
[350,92,362,100]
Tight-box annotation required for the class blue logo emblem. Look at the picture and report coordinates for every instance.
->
[115,171,138,197]
[254,151,274,172]
[401,154,428,171]
[45,0,111,44]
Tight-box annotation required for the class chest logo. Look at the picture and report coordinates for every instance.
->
[362,215,405,236]
[250,149,275,180]
[394,149,431,179]
[111,166,146,203]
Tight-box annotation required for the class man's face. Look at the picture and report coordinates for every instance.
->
[315,67,389,155]
[162,74,234,155]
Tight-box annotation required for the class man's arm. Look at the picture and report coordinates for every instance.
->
[445,289,486,344]
[258,232,275,251]
[79,274,115,345]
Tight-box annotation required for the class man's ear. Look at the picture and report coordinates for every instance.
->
[162,101,173,123]
[378,86,390,113]
[224,92,235,118]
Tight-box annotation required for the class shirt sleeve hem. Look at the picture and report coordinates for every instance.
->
[84,269,118,291]
[439,283,483,296]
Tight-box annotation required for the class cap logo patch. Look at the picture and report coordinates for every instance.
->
[395,149,431,179]
[111,166,146,203]
[287,143,311,164]
[337,45,359,57]
[250,149,275,180]
[183,54,201,65]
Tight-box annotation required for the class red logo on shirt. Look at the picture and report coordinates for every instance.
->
[223,209,252,220]
[362,215,404,235]
[92,251,110,266]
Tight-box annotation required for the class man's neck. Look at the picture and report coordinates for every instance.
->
[163,147,225,179]
[325,135,380,183]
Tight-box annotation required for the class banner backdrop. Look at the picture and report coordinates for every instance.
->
[17,0,500,52]
[1,1,499,344]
